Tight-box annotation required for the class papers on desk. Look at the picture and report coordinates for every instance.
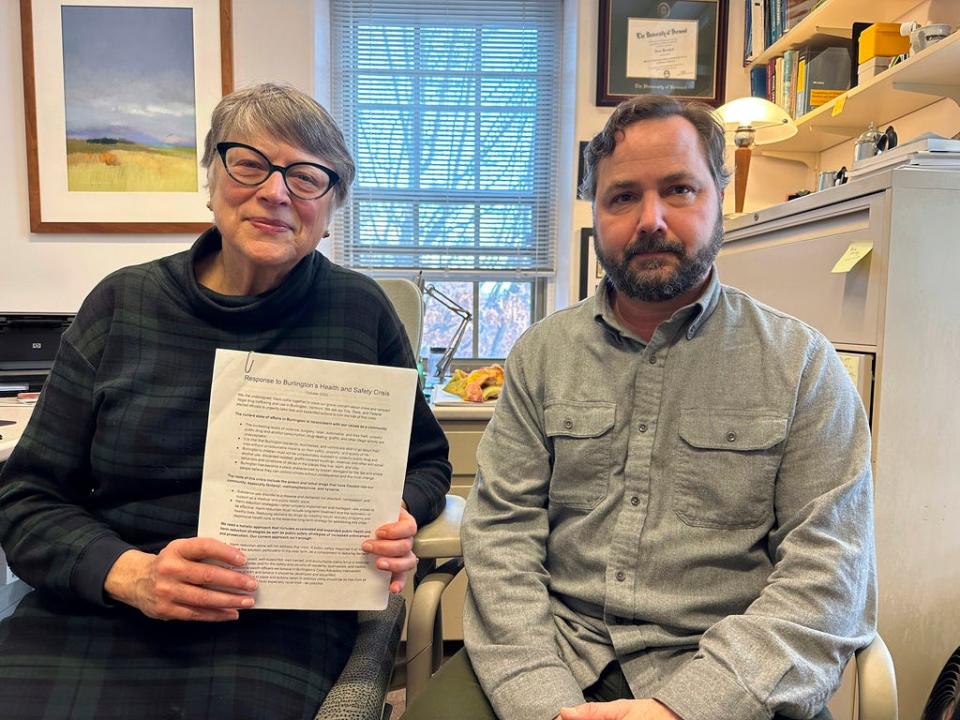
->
[848,133,960,182]
[198,349,417,611]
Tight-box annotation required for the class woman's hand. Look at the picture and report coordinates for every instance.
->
[104,537,257,621]
[362,506,418,593]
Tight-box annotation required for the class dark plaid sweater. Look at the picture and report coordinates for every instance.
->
[0,228,451,607]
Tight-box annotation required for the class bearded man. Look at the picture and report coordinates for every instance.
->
[403,95,877,720]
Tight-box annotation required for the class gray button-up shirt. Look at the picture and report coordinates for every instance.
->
[462,270,876,720]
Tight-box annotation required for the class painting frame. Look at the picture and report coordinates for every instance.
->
[597,0,727,108]
[20,0,233,233]
[578,227,604,300]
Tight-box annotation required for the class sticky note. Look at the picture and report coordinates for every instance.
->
[837,353,861,386]
[832,95,847,117]
[831,242,873,273]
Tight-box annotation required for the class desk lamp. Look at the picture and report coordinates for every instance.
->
[715,97,797,213]
[415,276,472,383]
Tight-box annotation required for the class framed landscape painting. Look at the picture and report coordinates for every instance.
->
[20,0,233,232]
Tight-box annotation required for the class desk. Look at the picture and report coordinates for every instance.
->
[431,401,493,500]
[0,402,34,464]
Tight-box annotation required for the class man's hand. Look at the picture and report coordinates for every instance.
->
[104,537,257,621]
[362,506,418,593]
[558,699,682,720]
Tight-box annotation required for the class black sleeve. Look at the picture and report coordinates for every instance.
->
[0,299,133,606]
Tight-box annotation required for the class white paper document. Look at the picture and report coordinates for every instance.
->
[198,349,417,611]
[626,18,698,80]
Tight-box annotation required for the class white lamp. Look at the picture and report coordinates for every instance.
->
[715,97,797,213]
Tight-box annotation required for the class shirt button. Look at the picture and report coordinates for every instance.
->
[648,355,657,364]
[726,431,737,442]
[616,570,626,582]
[630,496,640,506]
[638,423,647,433]
[562,418,574,430]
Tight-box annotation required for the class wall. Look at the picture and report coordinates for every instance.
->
[562,0,811,303]
[0,0,317,312]
[5,0,959,312]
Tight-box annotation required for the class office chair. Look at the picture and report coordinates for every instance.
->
[374,278,423,357]
[855,633,898,720]
[314,277,464,718]
[314,593,406,720]
[406,495,465,702]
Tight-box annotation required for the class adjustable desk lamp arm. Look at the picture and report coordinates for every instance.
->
[421,284,471,381]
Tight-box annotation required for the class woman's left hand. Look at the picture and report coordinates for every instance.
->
[362,506,418,593]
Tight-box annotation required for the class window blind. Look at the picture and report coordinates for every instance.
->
[330,0,561,279]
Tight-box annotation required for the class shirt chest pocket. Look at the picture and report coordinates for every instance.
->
[544,401,616,510]
[672,409,788,529]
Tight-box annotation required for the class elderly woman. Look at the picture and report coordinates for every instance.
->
[0,83,450,719]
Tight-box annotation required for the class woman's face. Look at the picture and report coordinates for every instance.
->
[208,133,337,292]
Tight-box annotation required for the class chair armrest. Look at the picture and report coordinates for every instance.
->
[856,633,898,720]
[314,593,406,720]
[413,494,464,559]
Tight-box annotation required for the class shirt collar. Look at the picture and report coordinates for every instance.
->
[592,266,721,344]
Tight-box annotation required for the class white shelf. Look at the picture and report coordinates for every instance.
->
[747,0,914,68]
[762,29,960,153]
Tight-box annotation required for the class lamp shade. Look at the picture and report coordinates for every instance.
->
[715,97,797,146]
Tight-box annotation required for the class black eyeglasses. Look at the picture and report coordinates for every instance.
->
[216,141,340,200]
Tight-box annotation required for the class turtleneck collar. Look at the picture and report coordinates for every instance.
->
[158,227,326,329]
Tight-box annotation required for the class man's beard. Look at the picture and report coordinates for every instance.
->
[594,210,723,302]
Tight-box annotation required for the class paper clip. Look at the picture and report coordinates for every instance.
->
[245,351,255,373]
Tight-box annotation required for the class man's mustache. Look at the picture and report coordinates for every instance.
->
[623,233,684,260]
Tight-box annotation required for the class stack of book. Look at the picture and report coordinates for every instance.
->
[749,45,851,118]
[743,0,829,65]
[847,134,960,182]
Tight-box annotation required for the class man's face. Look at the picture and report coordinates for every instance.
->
[592,116,722,303]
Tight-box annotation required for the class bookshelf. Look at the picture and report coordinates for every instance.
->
[758,27,960,153]
[748,0,919,68]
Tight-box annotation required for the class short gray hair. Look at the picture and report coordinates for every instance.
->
[579,95,730,202]
[201,82,355,208]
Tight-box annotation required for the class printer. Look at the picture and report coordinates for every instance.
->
[0,313,74,395]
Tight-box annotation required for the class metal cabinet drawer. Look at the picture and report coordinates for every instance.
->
[720,191,888,348]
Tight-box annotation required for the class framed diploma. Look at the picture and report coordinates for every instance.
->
[597,0,728,107]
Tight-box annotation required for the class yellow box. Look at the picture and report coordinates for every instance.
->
[858,23,910,64]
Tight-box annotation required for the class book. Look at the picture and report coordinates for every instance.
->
[785,0,814,31]
[750,66,769,98]
[782,49,799,116]
[775,56,784,107]
[806,46,851,109]
[777,50,797,115]
[766,58,776,102]
[751,0,766,59]
[795,51,808,115]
